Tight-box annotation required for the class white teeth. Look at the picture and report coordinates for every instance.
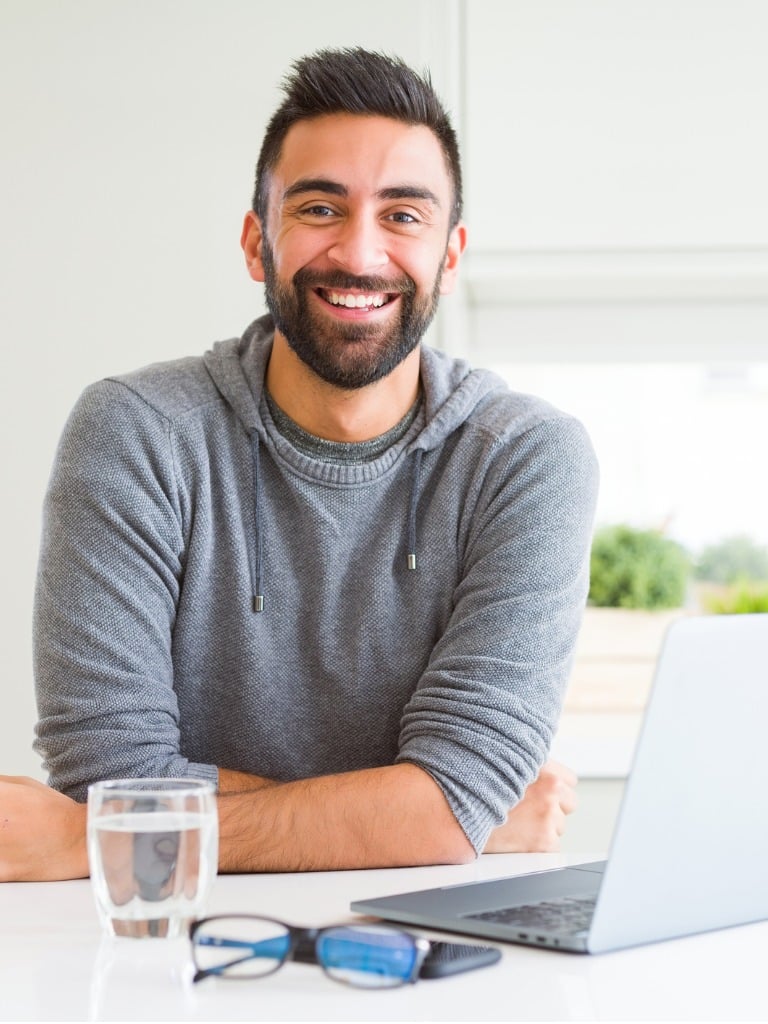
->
[327,291,388,309]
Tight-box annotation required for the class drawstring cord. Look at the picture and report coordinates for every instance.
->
[249,429,264,612]
[407,448,423,571]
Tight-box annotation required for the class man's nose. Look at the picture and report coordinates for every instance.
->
[326,215,389,276]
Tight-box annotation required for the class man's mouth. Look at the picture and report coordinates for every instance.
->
[316,288,397,311]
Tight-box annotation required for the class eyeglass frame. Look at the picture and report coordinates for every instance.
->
[189,913,432,987]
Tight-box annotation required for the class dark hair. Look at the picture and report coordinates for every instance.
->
[253,47,463,228]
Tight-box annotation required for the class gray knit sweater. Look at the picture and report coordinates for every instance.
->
[33,315,598,853]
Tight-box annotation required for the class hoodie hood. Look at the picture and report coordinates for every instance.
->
[203,314,508,454]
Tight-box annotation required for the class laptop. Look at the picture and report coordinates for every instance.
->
[351,614,768,954]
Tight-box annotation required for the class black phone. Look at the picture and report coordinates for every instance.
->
[419,939,502,979]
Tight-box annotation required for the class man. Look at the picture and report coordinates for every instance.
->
[0,48,597,882]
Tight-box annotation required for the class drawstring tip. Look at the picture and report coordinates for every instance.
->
[407,553,417,570]
[252,595,264,613]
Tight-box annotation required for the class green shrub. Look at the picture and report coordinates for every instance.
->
[702,582,768,615]
[589,524,690,610]
[694,534,768,584]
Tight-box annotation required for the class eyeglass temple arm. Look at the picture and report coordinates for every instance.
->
[193,934,291,983]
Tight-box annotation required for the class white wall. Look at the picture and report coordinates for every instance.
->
[465,0,768,251]
[0,0,458,778]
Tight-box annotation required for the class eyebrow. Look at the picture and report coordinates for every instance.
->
[282,178,441,207]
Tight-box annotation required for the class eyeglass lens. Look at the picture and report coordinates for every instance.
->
[192,917,423,988]
[318,926,421,987]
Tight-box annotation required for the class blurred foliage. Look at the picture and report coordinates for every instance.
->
[694,534,768,584]
[700,582,768,615]
[589,524,690,610]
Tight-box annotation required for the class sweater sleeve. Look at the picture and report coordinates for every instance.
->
[396,414,598,853]
[33,380,218,800]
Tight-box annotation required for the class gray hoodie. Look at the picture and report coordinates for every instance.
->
[33,315,598,853]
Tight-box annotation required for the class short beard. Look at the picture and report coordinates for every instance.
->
[261,241,443,390]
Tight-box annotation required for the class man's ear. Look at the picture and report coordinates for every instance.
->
[241,211,266,283]
[439,223,467,295]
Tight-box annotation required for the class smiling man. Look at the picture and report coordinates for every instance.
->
[0,49,598,881]
[252,112,459,403]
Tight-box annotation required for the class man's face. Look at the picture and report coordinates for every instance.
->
[243,114,465,390]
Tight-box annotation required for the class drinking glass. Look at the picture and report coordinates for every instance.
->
[87,778,218,939]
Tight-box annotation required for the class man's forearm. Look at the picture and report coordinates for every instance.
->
[0,760,577,881]
[217,766,277,793]
[216,763,476,872]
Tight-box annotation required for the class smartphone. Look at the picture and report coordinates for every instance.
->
[419,939,502,979]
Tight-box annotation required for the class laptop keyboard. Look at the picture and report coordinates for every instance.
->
[465,895,596,935]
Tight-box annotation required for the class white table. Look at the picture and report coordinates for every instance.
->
[2,853,767,1022]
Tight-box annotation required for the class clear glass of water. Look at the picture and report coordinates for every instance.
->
[87,778,218,939]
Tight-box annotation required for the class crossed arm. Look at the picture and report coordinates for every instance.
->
[0,759,576,882]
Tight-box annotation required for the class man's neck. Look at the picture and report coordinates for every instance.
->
[265,331,422,442]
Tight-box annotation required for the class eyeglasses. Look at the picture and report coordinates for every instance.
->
[189,915,431,988]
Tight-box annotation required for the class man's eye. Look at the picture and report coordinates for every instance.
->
[388,211,418,224]
[302,205,337,217]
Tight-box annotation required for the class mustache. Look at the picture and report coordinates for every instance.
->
[293,268,416,296]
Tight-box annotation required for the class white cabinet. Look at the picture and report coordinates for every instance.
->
[457,0,768,361]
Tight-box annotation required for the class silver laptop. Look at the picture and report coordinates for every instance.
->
[352,614,768,953]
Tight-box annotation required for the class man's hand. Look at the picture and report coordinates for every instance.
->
[484,760,578,854]
[0,775,88,881]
